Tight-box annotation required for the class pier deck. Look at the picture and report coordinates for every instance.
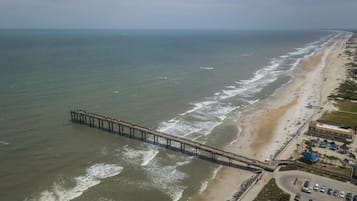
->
[70,109,278,171]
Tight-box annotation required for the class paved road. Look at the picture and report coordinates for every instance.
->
[274,170,357,201]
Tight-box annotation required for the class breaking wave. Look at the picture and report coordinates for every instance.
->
[31,163,123,201]
[158,31,341,145]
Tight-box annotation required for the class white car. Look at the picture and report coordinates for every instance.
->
[320,185,326,193]
[313,184,319,191]
[340,191,345,198]
[302,187,311,193]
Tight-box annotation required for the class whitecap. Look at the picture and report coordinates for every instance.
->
[199,180,208,193]
[199,67,214,70]
[211,166,222,180]
[0,140,9,145]
[171,189,184,201]
[35,163,123,201]
[121,146,160,167]
[141,150,159,166]
[179,101,217,116]
[112,90,119,94]
[144,159,187,201]
[247,99,260,105]
[155,31,342,147]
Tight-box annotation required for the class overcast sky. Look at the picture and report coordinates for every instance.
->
[0,0,356,30]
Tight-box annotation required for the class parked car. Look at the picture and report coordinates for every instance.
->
[327,188,333,195]
[340,191,345,198]
[304,180,310,188]
[294,193,301,201]
[313,183,319,191]
[333,189,339,197]
[319,185,326,193]
[302,187,311,193]
[346,192,353,201]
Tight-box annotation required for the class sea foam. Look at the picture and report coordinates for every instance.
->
[34,163,123,201]
[0,140,9,145]
[157,31,340,147]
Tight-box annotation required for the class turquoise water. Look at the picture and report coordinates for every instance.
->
[0,30,337,201]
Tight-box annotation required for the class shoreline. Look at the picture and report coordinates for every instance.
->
[191,31,352,201]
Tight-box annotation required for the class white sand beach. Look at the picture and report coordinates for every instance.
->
[191,31,353,201]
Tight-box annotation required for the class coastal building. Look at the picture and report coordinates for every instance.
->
[307,120,356,143]
[319,141,328,148]
[301,152,319,163]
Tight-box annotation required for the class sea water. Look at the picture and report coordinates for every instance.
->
[0,30,340,201]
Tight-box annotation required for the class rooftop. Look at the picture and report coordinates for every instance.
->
[310,120,355,136]
[301,152,319,162]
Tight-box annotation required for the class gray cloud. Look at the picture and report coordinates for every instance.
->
[0,0,356,29]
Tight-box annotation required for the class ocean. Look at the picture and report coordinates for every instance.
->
[0,30,339,201]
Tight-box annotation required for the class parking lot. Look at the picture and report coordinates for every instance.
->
[274,170,357,201]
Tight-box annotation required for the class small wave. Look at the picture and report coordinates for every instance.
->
[246,99,260,105]
[211,166,222,180]
[157,31,341,147]
[159,102,236,137]
[0,140,9,145]
[240,53,252,57]
[179,101,217,116]
[34,163,123,201]
[121,146,160,167]
[143,159,187,201]
[176,160,191,167]
[141,150,159,166]
[171,189,184,201]
[199,180,208,193]
[199,67,214,70]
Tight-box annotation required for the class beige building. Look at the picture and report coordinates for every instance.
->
[308,120,356,143]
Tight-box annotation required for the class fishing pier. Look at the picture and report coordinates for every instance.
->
[70,109,277,172]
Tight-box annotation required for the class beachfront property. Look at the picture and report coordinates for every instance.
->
[300,151,319,163]
[307,120,356,143]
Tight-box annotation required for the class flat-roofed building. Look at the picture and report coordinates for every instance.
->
[308,120,356,143]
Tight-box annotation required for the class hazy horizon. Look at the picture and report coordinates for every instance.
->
[0,0,356,30]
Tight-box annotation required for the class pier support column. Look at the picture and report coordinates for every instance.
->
[98,119,103,129]
[141,131,144,141]
[166,139,170,148]
[129,127,134,138]
[180,143,185,152]
[107,121,111,132]
[153,135,157,144]
[211,153,216,161]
